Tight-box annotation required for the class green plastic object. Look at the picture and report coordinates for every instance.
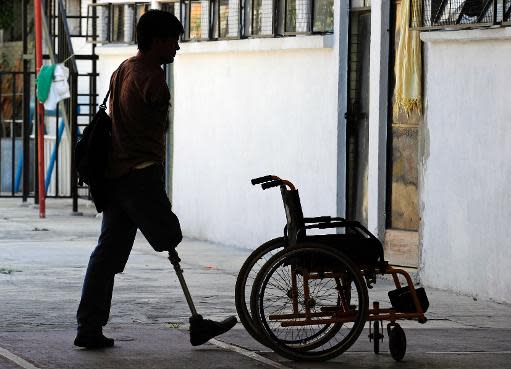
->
[36,64,56,103]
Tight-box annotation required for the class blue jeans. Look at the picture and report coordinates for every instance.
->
[76,164,182,333]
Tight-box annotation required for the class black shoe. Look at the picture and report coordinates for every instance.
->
[74,332,114,349]
[189,314,237,346]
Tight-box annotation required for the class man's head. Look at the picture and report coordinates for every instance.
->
[136,10,184,64]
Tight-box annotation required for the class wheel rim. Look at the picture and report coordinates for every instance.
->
[259,267,338,347]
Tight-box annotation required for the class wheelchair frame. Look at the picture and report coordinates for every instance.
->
[238,175,429,362]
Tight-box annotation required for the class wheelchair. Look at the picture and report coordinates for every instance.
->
[235,175,429,362]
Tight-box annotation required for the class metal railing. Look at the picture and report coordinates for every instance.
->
[0,0,98,211]
[54,0,80,210]
[411,0,511,30]
[0,70,71,199]
[0,70,31,197]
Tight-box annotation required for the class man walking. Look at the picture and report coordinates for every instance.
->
[74,10,236,349]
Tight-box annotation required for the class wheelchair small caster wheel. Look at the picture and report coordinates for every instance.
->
[388,323,406,361]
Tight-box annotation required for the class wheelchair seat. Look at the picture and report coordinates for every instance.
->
[280,186,384,267]
[303,234,383,266]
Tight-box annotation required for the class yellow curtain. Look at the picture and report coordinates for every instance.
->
[394,0,422,117]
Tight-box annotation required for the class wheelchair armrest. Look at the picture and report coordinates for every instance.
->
[305,221,346,230]
[303,216,346,224]
[305,220,377,240]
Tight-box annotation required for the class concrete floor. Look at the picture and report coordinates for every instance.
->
[1,198,510,369]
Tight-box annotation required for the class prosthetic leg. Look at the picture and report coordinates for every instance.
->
[168,250,237,346]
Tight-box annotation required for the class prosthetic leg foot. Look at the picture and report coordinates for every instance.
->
[168,250,237,346]
[189,314,238,346]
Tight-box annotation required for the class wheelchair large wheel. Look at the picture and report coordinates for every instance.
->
[251,244,369,361]
[235,237,286,345]
[236,239,339,349]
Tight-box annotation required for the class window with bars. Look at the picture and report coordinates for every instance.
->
[506,0,511,23]
[88,0,332,45]
[175,0,208,40]
[87,2,150,44]
[191,0,209,40]
[161,1,181,16]
[313,0,334,32]
[283,0,333,34]
[111,4,126,42]
[250,0,274,36]
[218,0,241,38]
[65,0,82,36]
[177,0,241,40]
[411,0,511,30]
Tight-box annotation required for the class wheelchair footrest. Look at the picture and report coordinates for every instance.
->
[388,286,429,313]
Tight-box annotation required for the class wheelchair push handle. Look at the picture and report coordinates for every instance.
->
[262,180,282,190]
[251,175,296,191]
[251,175,275,185]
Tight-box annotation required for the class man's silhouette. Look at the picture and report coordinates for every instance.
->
[74,10,236,349]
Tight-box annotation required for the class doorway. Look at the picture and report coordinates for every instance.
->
[346,7,371,227]
[385,0,420,268]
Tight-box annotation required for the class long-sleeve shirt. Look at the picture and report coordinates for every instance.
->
[106,56,170,178]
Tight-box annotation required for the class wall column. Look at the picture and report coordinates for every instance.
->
[367,0,389,238]
[335,0,349,219]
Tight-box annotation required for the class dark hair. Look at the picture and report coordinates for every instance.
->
[136,10,184,52]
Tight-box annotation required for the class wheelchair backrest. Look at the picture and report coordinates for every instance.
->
[280,186,305,246]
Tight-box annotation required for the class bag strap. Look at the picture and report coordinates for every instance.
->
[99,59,127,111]
[99,89,110,110]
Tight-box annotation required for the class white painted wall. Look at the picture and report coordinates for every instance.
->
[420,28,511,303]
[93,0,350,250]
[95,36,342,249]
[172,39,340,248]
[96,46,132,97]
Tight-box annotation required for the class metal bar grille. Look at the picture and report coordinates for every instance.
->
[218,0,241,38]
[504,0,511,22]
[251,0,275,36]
[86,4,110,43]
[86,3,148,44]
[411,0,509,30]
[0,71,35,197]
[85,0,335,42]
[180,0,210,40]
[285,0,312,34]
[64,0,83,36]
[161,1,181,16]
[312,0,333,32]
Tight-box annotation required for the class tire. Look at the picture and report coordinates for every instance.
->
[388,323,406,361]
[251,244,369,361]
[373,321,380,354]
[235,237,286,345]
